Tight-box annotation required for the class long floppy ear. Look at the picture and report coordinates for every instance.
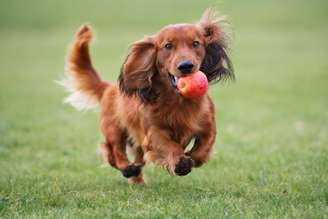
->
[119,37,157,95]
[198,8,235,83]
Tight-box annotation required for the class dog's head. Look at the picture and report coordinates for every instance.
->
[119,8,234,102]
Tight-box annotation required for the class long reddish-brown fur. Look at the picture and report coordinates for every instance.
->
[60,8,234,184]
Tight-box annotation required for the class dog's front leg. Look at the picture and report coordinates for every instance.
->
[143,126,194,176]
[186,122,216,167]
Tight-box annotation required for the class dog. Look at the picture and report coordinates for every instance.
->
[60,8,234,184]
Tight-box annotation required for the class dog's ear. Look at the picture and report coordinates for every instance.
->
[119,37,157,95]
[198,8,235,83]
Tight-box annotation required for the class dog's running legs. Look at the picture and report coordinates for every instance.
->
[101,141,143,182]
[144,126,194,176]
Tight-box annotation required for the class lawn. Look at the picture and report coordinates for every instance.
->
[0,0,328,218]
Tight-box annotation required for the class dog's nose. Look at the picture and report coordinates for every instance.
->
[177,60,194,74]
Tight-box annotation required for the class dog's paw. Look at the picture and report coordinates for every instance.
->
[174,156,194,176]
[121,164,142,178]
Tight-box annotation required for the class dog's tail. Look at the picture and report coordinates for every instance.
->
[58,24,108,111]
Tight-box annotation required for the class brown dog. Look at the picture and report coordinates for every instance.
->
[60,8,234,184]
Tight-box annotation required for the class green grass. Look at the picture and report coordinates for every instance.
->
[1,0,328,218]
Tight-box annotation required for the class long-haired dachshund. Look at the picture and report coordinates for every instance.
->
[60,8,234,184]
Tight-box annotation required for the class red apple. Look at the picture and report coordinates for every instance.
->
[177,71,208,98]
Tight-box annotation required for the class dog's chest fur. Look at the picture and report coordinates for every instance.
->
[150,95,206,146]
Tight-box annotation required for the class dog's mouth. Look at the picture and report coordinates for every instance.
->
[168,73,179,94]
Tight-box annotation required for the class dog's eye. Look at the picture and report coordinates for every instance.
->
[192,41,200,48]
[164,42,173,50]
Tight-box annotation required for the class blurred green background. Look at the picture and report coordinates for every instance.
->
[0,0,327,218]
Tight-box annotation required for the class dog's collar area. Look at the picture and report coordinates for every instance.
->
[168,73,180,95]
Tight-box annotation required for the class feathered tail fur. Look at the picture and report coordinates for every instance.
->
[59,25,108,111]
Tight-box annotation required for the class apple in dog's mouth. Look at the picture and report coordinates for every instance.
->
[177,71,208,98]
